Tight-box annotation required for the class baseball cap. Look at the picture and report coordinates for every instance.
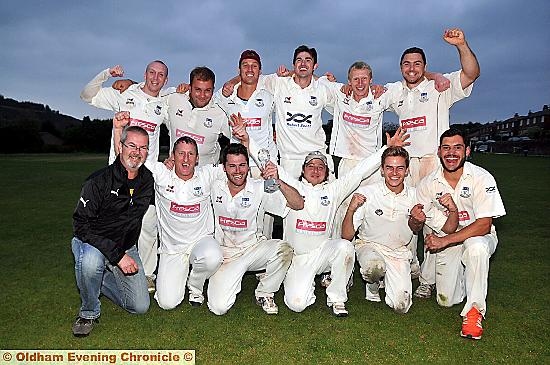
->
[239,50,262,69]
[304,151,328,165]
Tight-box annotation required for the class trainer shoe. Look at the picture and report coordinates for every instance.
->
[414,283,435,299]
[146,276,156,293]
[460,307,483,340]
[189,292,204,307]
[256,296,278,314]
[330,302,349,317]
[72,317,98,337]
[365,282,381,302]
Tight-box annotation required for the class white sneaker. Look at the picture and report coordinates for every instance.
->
[189,292,204,307]
[365,282,381,302]
[414,283,435,299]
[146,276,155,293]
[410,262,421,280]
[256,296,278,314]
[330,302,349,317]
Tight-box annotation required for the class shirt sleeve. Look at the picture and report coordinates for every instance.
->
[472,172,506,219]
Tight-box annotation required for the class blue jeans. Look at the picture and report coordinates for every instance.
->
[71,237,150,319]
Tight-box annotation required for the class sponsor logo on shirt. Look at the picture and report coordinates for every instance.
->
[219,216,248,231]
[309,96,318,106]
[460,186,471,198]
[485,186,496,193]
[284,96,292,104]
[176,109,184,117]
[375,209,383,216]
[204,118,213,128]
[215,196,223,203]
[400,116,427,131]
[397,100,404,107]
[255,98,264,107]
[343,112,371,128]
[170,202,200,217]
[166,185,175,193]
[343,97,350,105]
[176,129,205,144]
[243,117,262,130]
[129,118,157,133]
[296,219,326,235]
[458,210,470,221]
[286,112,312,127]
[125,98,135,106]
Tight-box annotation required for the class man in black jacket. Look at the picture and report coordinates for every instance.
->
[71,125,154,337]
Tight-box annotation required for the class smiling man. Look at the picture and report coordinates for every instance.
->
[416,128,506,340]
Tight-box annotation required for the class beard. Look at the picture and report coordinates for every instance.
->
[124,153,144,170]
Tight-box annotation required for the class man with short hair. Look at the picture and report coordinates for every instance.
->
[165,66,231,166]
[71,126,154,337]
[80,60,169,291]
[206,142,304,315]
[416,128,505,340]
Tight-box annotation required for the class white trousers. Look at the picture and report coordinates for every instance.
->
[284,239,355,312]
[154,236,223,310]
[207,239,293,315]
[356,241,412,313]
[332,157,382,239]
[137,205,158,278]
[434,232,497,317]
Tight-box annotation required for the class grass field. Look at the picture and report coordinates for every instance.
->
[0,153,549,364]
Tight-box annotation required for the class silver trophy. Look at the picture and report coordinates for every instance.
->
[257,149,279,193]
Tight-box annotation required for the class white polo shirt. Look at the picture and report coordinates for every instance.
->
[416,162,506,235]
[211,178,288,260]
[259,74,335,160]
[281,148,385,255]
[146,162,225,254]
[165,92,230,166]
[385,70,473,158]
[216,86,278,167]
[352,182,417,250]
[319,77,390,160]
[81,68,167,164]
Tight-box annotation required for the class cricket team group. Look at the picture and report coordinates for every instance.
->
[71,28,506,340]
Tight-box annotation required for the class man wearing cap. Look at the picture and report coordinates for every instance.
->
[232,115,409,316]
[216,50,278,238]
[224,45,336,179]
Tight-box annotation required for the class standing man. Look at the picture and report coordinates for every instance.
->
[217,50,278,238]
[165,66,231,166]
[206,143,304,315]
[80,61,169,291]
[417,128,506,340]
[71,126,153,337]
[385,28,480,292]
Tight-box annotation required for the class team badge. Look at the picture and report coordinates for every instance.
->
[155,105,162,115]
[460,186,471,198]
[309,96,318,106]
[216,196,223,203]
[284,96,292,104]
[375,209,383,216]
[166,185,175,193]
[320,195,330,206]
[125,98,135,106]
[193,186,203,196]
[176,109,184,117]
[204,118,213,128]
[241,197,251,208]
[419,92,429,103]
[365,101,373,111]
[255,98,264,107]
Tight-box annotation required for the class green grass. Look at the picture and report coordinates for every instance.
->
[0,153,549,364]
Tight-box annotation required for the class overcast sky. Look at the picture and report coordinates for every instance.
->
[1,1,548,125]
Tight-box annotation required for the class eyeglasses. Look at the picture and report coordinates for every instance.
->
[121,142,149,152]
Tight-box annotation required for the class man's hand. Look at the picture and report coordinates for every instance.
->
[370,84,386,99]
[163,153,175,170]
[349,193,366,212]
[176,83,190,94]
[230,113,249,144]
[438,193,458,213]
[222,80,237,97]
[341,84,352,97]
[324,72,337,82]
[117,253,138,274]
[425,233,448,252]
[109,65,124,78]
[261,161,279,180]
[409,203,426,224]
[113,111,131,129]
[112,79,135,93]
[433,73,451,92]
[277,65,291,77]
[386,127,411,148]
[443,28,466,46]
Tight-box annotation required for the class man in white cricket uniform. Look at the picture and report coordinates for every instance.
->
[165,66,230,166]
[341,147,446,314]
[417,128,506,340]
[80,61,169,289]
[384,29,480,293]
[216,50,278,238]
[206,143,304,315]
[234,120,409,317]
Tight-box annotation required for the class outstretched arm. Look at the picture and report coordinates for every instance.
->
[443,28,480,89]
